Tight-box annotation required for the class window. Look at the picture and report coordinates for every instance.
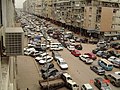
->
[0,0,2,26]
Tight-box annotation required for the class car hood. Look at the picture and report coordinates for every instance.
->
[101,86,111,90]
[60,64,68,68]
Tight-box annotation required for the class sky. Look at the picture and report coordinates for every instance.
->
[15,0,26,8]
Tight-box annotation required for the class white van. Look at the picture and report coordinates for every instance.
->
[50,43,63,51]
[67,80,79,90]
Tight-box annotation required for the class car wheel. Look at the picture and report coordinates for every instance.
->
[104,75,107,79]
[112,81,116,86]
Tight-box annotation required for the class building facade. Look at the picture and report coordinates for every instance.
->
[23,0,120,39]
[0,0,21,90]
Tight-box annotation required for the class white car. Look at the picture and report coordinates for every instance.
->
[26,47,36,52]
[50,43,63,51]
[79,55,93,64]
[40,52,49,57]
[24,51,33,55]
[41,44,50,48]
[115,71,120,75]
[69,39,76,46]
[57,58,68,70]
[108,56,120,62]
[27,43,36,47]
[67,45,75,51]
[38,56,53,64]
[81,83,93,90]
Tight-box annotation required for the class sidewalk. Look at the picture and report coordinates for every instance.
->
[16,56,40,90]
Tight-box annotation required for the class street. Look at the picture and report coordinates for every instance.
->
[16,36,120,90]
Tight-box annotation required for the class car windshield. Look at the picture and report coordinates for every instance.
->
[61,62,67,64]
[108,65,113,67]
[73,84,78,87]
[98,67,103,70]
[67,77,72,80]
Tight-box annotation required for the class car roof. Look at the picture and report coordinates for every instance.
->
[107,73,120,79]
[82,55,89,57]
[63,72,71,77]
[83,83,93,89]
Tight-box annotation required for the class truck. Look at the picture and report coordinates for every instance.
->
[39,72,79,90]
[39,76,65,90]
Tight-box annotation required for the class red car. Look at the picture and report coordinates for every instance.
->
[84,52,97,60]
[71,49,81,57]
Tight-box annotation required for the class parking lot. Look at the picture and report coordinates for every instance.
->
[17,14,120,90]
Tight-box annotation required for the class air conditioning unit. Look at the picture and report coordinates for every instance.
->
[5,27,24,56]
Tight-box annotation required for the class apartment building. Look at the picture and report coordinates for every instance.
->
[23,0,42,15]
[23,0,120,39]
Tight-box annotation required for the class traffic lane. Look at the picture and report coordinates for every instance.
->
[58,48,99,90]
[57,45,120,90]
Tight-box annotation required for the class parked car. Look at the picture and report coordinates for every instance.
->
[40,63,54,73]
[107,50,120,58]
[84,52,96,60]
[42,68,61,79]
[80,38,88,43]
[52,51,62,61]
[110,42,120,48]
[94,77,111,90]
[50,43,63,51]
[57,58,68,70]
[69,39,76,46]
[75,44,82,50]
[92,48,101,54]
[81,83,93,90]
[115,71,120,75]
[61,42,69,48]
[98,59,113,71]
[24,50,33,56]
[108,56,120,68]
[30,51,42,57]
[88,39,98,44]
[108,56,120,62]
[114,45,120,50]
[71,49,81,57]
[79,55,93,64]
[67,45,75,51]
[38,56,53,65]
[61,72,72,82]
[96,51,105,57]
[90,65,105,75]
[104,73,120,87]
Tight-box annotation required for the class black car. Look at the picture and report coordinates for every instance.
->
[107,50,120,58]
[90,65,105,75]
[41,63,54,73]
[89,39,98,44]
[110,42,120,48]
[42,68,59,79]
[75,44,82,50]
[61,42,69,48]
[94,77,111,90]
[92,48,101,54]
[101,52,111,59]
